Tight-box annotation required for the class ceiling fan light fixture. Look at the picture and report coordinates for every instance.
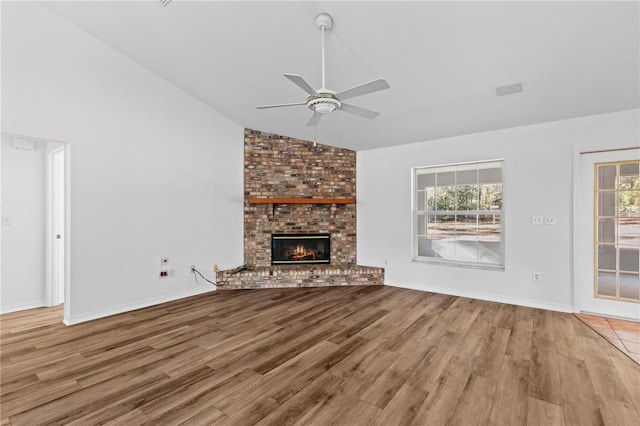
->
[313,104,335,114]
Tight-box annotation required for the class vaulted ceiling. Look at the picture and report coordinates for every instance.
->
[43,1,639,151]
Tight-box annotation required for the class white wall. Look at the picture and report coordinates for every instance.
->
[1,136,47,311]
[1,2,245,322]
[357,109,639,312]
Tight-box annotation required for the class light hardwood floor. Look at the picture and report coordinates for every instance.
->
[1,285,639,425]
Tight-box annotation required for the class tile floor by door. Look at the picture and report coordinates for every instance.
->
[576,313,640,365]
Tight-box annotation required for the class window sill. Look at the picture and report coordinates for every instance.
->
[412,258,505,271]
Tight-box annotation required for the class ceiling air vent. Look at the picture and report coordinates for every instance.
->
[158,0,172,7]
[495,82,523,97]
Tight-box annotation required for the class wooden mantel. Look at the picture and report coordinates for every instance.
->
[249,197,355,205]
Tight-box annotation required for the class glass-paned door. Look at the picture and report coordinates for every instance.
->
[577,148,640,320]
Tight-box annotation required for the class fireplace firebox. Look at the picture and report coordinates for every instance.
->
[271,234,330,265]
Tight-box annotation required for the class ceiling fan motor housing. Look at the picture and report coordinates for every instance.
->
[307,93,341,114]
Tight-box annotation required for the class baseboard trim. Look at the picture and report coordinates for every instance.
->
[0,299,47,314]
[386,282,573,313]
[64,286,216,325]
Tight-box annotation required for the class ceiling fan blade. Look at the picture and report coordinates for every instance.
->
[335,79,390,101]
[305,113,323,127]
[339,103,380,119]
[256,102,307,109]
[284,74,318,96]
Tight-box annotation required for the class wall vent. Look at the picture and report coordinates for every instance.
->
[158,0,172,7]
[495,82,523,97]
[12,138,35,151]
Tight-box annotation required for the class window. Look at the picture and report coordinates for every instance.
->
[594,160,639,302]
[413,160,504,269]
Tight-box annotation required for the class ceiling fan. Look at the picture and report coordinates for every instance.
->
[256,13,390,126]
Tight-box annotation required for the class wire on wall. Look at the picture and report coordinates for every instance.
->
[192,265,252,287]
[191,267,217,287]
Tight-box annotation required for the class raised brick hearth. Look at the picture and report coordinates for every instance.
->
[217,129,384,289]
[216,265,384,289]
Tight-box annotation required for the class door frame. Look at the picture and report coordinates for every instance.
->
[572,144,640,317]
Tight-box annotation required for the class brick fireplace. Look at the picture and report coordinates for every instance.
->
[216,129,384,288]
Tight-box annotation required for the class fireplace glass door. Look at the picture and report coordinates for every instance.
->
[272,234,330,265]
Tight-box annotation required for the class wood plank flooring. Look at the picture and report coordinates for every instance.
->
[1,285,639,425]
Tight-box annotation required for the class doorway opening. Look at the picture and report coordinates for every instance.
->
[0,133,69,322]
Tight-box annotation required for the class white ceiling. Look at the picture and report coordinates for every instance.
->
[44,1,639,151]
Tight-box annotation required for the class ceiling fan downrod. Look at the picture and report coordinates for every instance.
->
[315,13,333,91]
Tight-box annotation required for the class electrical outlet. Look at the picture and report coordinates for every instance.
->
[160,257,169,264]
[544,216,557,225]
[160,269,175,278]
[531,216,543,225]
[532,272,542,282]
